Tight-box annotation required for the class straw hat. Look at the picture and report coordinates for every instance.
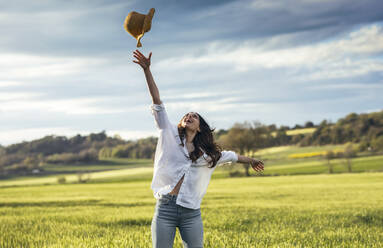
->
[124,8,155,47]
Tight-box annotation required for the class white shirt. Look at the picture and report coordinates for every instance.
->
[150,102,238,209]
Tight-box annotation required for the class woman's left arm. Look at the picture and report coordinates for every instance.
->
[237,155,264,172]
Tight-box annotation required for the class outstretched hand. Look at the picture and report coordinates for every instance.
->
[250,159,264,173]
[133,50,152,70]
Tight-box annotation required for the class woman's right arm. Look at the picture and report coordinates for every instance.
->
[133,50,161,104]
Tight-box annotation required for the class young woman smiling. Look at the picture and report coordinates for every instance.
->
[133,50,264,248]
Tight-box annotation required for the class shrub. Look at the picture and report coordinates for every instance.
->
[57,176,66,184]
[77,173,91,183]
[371,136,383,152]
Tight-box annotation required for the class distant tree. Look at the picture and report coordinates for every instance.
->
[275,130,290,146]
[267,124,277,132]
[358,139,370,152]
[279,125,290,131]
[325,151,335,174]
[291,134,304,144]
[214,129,228,140]
[293,124,302,130]
[87,131,107,142]
[69,134,86,147]
[331,127,345,144]
[344,113,358,123]
[113,134,123,140]
[299,134,313,146]
[98,147,113,158]
[218,122,256,176]
[343,144,356,173]
[371,136,383,152]
[305,121,314,128]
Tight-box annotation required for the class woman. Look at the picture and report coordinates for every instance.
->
[133,50,264,248]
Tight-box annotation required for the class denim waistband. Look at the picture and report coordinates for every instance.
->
[161,193,178,201]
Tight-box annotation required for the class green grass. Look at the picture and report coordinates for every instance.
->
[43,158,153,173]
[286,127,316,136]
[0,173,382,247]
[270,127,316,137]
[253,144,351,161]
[0,167,154,187]
[259,155,383,176]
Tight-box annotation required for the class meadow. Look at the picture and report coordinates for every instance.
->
[0,173,382,247]
[1,144,382,247]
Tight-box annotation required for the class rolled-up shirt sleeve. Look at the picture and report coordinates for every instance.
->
[217,150,238,166]
[150,102,171,130]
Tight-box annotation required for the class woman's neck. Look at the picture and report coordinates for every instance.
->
[185,129,197,143]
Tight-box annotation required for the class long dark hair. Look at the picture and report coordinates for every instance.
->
[177,113,222,168]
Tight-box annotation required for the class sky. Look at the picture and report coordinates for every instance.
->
[0,0,382,146]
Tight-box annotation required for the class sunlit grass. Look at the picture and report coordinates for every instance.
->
[0,173,382,247]
[270,127,316,137]
[0,167,154,187]
[253,144,350,160]
[286,127,316,135]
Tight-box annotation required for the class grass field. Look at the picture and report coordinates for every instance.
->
[0,173,382,247]
[0,144,382,247]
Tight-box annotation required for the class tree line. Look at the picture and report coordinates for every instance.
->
[219,111,383,150]
[1,110,382,177]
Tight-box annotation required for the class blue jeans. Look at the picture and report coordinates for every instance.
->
[151,194,204,248]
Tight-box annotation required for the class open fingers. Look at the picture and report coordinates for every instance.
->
[133,52,143,60]
[251,161,264,172]
[134,50,151,61]
[133,54,141,61]
[135,49,145,58]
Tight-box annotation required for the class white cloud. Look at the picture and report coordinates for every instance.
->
[0,95,126,115]
[0,53,106,79]
[307,81,383,90]
[156,24,383,80]
[0,127,80,146]
[0,81,24,87]
[166,97,264,114]
[0,92,41,101]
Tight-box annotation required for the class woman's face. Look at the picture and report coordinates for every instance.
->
[181,112,200,132]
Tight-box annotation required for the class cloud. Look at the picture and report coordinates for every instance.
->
[0,95,127,115]
[1,0,382,57]
[156,24,383,80]
[0,53,106,80]
[0,127,80,146]
[0,81,24,87]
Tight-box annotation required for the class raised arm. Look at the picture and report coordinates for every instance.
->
[133,50,161,104]
[133,50,171,130]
